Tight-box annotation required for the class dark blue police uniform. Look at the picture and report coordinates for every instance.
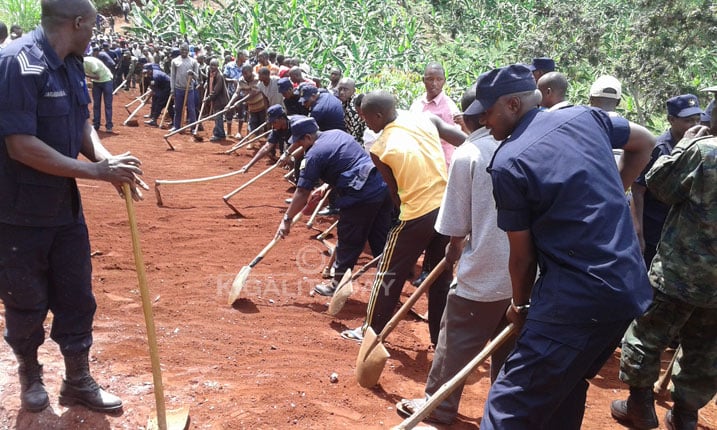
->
[267,126,291,153]
[634,130,674,266]
[149,67,172,120]
[309,92,346,131]
[297,129,392,280]
[0,27,97,356]
[482,106,652,429]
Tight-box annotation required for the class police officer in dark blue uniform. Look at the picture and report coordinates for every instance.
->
[143,63,172,126]
[463,64,656,429]
[0,0,147,415]
[298,83,346,132]
[276,116,393,296]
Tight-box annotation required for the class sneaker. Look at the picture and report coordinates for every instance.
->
[285,198,293,204]
[106,127,114,133]
[313,283,336,297]
[340,327,364,342]
[317,207,339,216]
[234,132,242,139]
[144,119,158,126]
[210,136,225,142]
[168,127,178,133]
[143,114,151,118]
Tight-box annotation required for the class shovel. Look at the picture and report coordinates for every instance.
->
[355,258,447,388]
[228,211,303,304]
[327,254,382,315]
[391,323,516,430]
[122,184,189,430]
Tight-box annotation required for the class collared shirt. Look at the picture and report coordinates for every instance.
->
[435,128,511,302]
[309,92,345,131]
[635,129,674,246]
[646,136,717,308]
[410,91,460,166]
[489,106,651,324]
[370,111,447,221]
[149,68,171,92]
[546,100,573,111]
[0,26,90,226]
[343,97,366,146]
[297,130,386,208]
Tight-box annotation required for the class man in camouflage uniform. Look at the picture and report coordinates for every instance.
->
[611,128,717,430]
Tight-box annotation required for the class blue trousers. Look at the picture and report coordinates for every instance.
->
[91,80,113,129]
[481,319,630,430]
[173,87,197,130]
[213,112,226,138]
[0,222,96,356]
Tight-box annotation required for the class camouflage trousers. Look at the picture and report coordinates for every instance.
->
[619,288,717,411]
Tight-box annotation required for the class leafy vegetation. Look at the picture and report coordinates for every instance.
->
[2,0,715,130]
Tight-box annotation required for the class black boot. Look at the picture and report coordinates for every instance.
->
[665,403,698,430]
[16,352,50,412]
[610,386,659,429]
[59,350,122,412]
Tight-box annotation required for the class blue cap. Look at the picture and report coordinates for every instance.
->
[666,94,703,118]
[267,104,286,123]
[277,77,293,93]
[298,84,319,104]
[143,63,153,71]
[288,116,319,143]
[528,57,555,72]
[463,64,537,116]
[171,48,180,58]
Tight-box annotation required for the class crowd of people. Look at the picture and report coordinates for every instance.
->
[1,1,716,429]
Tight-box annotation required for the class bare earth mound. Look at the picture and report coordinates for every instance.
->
[0,89,715,430]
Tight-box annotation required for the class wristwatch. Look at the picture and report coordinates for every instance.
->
[511,298,531,314]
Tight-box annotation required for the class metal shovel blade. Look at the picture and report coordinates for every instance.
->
[327,269,353,315]
[228,266,251,304]
[147,406,190,430]
[355,327,390,388]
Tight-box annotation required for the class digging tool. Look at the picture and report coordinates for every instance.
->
[122,184,190,430]
[391,323,516,430]
[191,78,212,142]
[125,89,152,113]
[223,147,304,215]
[224,129,271,155]
[179,75,191,129]
[154,168,249,206]
[159,94,174,130]
[123,93,150,127]
[224,122,270,154]
[164,95,250,149]
[654,345,680,396]
[228,212,303,304]
[355,258,448,388]
[306,187,333,229]
[328,254,382,315]
[113,77,128,95]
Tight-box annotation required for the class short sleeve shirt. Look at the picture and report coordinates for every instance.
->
[489,106,651,324]
[370,111,447,221]
[298,130,386,208]
[310,92,346,131]
[410,91,460,166]
[0,27,90,226]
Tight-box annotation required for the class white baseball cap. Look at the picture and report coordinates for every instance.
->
[590,75,622,100]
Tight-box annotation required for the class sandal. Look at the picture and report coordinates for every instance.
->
[396,398,452,425]
[340,327,364,342]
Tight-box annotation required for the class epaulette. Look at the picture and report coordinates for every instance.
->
[17,48,45,76]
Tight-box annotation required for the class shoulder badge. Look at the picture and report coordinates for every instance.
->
[17,50,45,76]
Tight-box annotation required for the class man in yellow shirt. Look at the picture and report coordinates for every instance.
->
[341,91,465,345]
